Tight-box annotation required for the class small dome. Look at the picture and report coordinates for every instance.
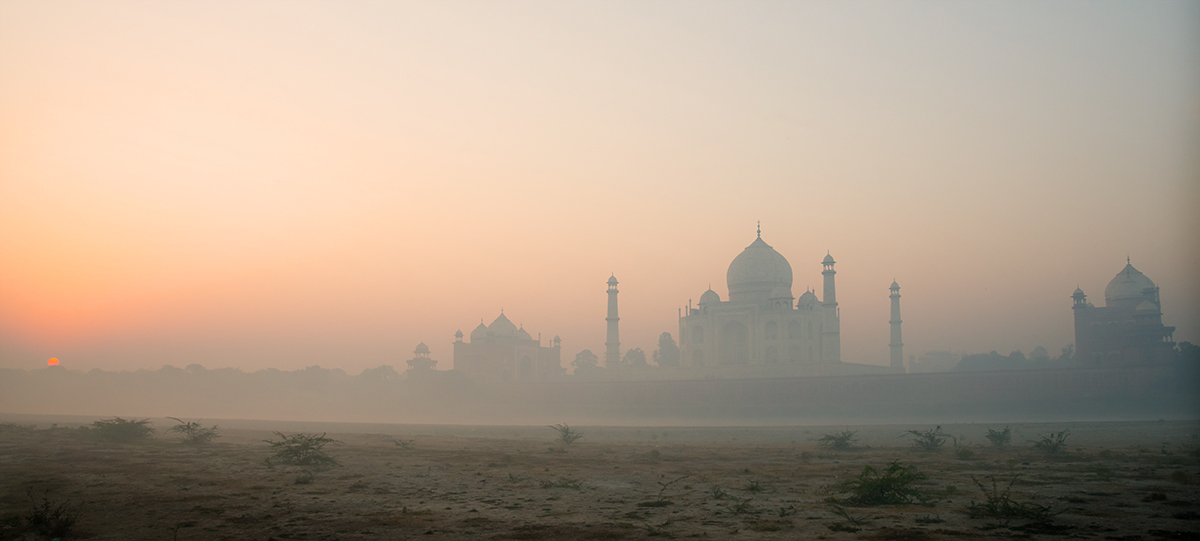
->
[516,325,532,340]
[414,342,430,354]
[553,334,561,343]
[1135,299,1158,313]
[607,274,619,285]
[1104,262,1156,305]
[726,236,793,302]
[488,312,518,336]
[797,290,819,306]
[469,321,489,341]
[890,280,900,290]
[822,253,836,265]
[1073,287,1085,296]
[699,288,721,305]
[454,329,464,338]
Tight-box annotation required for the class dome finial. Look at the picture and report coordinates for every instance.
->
[757,220,761,238]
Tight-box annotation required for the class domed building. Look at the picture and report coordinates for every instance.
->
[1071,260,1176,366]
[677,229,875,375]
[406,342,437,372]
[452,312,563,382]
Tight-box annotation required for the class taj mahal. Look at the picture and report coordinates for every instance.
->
[665,228,899,379]
[680,232,840,368]
[583,226,903,381]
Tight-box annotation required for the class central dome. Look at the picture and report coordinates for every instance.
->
[727,236,793,302]
[488,312,518,336]
[1105,262,1156,306]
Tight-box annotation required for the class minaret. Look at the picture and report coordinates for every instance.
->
[605,274,620,368]
[820,253,841,363]
[889,280,903,372]
[1071,286,1089,365]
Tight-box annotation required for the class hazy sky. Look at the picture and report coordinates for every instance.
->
[2,1,1197,374]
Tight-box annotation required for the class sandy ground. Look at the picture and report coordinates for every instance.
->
[1,418,1199,540]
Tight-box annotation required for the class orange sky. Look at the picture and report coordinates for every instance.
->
[2,1,1197,374]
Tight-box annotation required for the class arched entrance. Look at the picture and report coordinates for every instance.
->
[719,321,749,365]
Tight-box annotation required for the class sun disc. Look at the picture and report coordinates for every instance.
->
[47,357,59,366]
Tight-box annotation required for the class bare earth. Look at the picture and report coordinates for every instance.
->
[2,419,1198,540]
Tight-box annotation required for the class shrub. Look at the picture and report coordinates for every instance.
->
[967,475,1055,525]
[822,461,928,505]
[955,446,978,460]
[24,488,80,539]
[908,426,952,452]
[92,417,154,442]
[730,498,755,515]
[827,505,867,532]
[985,426,1012,448]
[818,430,858,451]
[548,423,584,445]
[539,478,583,489]
[1030,430,1070,454]
[264,432,341,466]
[640,475,689,506]
[166,417,219,445]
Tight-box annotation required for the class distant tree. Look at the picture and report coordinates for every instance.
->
[653,333,681,368]
[572,349,599,374]
[358,365,400,380]
[1056,344,1075,364]
[623,348,648,368]
[1029,346,1050,364]
[1176,342,1200,383]
[1177,342,1200,363]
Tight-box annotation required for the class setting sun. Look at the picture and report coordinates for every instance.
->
[46,357,59,366]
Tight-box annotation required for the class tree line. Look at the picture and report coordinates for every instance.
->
[571,332,681,375]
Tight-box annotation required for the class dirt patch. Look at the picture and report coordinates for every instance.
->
[0,420,1198,539]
